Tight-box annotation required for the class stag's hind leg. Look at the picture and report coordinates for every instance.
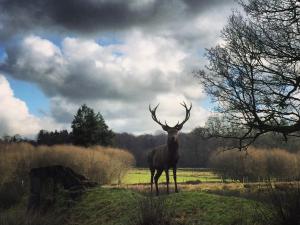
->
[150,168,155,194]
[154,169,163,196]
[165,169,169,194]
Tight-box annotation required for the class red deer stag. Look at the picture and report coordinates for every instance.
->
[148,102,192,196]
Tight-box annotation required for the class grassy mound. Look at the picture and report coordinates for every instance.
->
[67,187,262,225]
[68,188,141,225]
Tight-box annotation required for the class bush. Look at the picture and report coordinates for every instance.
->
[252,182,300,225]
[209,150,248,182]
[0,143,135,208]
[0,143,134,186]
[267,183,300,225]
[209,147,299,182]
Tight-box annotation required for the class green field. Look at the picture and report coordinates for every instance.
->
[121,168,223,185]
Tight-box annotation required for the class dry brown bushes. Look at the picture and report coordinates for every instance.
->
[0,143,135,208]
[209,147,299,182]
[0,143,135,186]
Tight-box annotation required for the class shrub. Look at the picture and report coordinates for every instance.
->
[267,183,300,225]
[209,147,299,182]
[0,143,134,186]
[252,182,300,225]
[209,150,247,182]
[0,143,135,208]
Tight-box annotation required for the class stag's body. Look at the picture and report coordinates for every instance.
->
[148,102,191,196]
[149,144,179,169]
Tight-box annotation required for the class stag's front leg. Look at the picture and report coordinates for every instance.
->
[165,169,169,194]
[173,167,178,193]
[154,169,163,196]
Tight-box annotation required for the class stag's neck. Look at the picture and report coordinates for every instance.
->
[167,139,179,153]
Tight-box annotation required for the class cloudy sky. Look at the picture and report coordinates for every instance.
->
[0,0,237,137]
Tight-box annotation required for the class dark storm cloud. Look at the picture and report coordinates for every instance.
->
[0,0,233,40]
[182,0,232,12]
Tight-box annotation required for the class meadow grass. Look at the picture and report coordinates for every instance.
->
[67,187,265,225]
[0,143,135,186]
[0,143,135,210]
[120,168,223,185]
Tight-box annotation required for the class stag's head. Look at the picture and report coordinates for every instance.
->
[149,102,192,142]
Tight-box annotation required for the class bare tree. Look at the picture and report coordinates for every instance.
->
[197,0,300,149]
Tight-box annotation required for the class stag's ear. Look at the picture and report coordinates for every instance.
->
[175,124,183,131]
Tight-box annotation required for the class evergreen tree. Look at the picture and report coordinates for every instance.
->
[71,104,114,147]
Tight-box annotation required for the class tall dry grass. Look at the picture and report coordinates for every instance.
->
[0,143,135,186]
[0,143,135,208]
[210,147,300,182]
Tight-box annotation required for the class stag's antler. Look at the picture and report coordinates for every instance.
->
[149,102,192,131]
[149,104,171,131]
[175,102,192,130]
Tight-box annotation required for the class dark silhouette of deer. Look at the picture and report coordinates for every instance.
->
[148,102,192,195]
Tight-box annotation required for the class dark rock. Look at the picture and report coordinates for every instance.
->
[27,165,97,210]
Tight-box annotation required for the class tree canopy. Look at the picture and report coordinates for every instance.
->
[71,104,114,147]
[197,0,300,149]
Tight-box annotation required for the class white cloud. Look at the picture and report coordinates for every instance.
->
[2,29,215,134]
[121,30,187,75]
[0,75,67,137]
[0,0,241,135]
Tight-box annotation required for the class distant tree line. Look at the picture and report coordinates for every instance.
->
[114,126,300,168]
[3,104,300,168]
[3,124,300,168]
[0,134,36,145]
[37,130,72,145]
[113,129,216,167]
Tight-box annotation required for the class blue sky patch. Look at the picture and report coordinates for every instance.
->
[7,76,50,117]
